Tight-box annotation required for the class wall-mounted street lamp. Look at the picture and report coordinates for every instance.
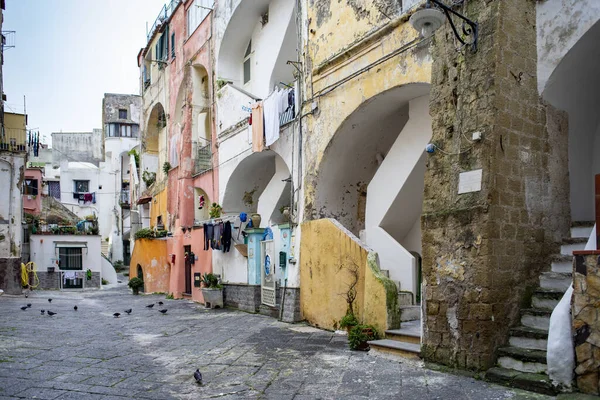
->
[410,0,478,53]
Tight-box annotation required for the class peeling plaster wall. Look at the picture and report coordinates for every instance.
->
[51,130,104,167]
[30,235,102,274]
[537,0,600,95]
[129,238,171,294]
[0,154,24,258]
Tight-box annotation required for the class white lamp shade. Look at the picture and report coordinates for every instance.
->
[410,8,445,38]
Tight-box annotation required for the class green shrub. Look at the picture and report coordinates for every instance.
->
[201,272,222,289]
[155,230,168,238]
[166,293,174,299]
[135,228,154,239]
[101,278,109,285]
[339,313,359,329]
[142,170,156,187]
[128,277,144,291]
[163,162,172,174]
[348,324,379,350]
[209,203,222,219]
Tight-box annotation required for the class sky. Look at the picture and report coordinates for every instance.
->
[3,0,167,145]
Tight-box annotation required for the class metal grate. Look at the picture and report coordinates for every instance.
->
[262,287,276,307]
[59,248,83,270]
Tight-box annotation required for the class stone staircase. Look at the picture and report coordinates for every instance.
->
[486,222,592,395]
[369,269,422,359]
[101,240,110,258]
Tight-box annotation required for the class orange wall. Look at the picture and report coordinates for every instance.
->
[129,238,170,294]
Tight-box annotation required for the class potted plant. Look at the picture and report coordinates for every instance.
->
[339,313,359,333]
[348,324,380,351]
[209,203,222,219]
[163,162,172,175]
[200,272,223,308]
[128,277,144,295]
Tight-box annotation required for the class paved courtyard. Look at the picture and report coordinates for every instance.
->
[0,282,557,399]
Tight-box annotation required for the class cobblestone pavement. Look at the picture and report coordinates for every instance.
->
[0,283,555,399]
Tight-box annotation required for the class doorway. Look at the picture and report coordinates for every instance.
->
[137,264,145,293]
[184,245,192,295]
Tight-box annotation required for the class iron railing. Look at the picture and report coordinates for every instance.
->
[147,0,181,43]
[194,141,212,175]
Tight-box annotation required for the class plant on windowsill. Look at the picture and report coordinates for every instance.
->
[163,162,172,175]
[348,324,379,351]
[128,277,144,295]
[209,203,222,219]
[200,272,223,309]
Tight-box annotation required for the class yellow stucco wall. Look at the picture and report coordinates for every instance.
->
[300,219,398,334]
[150,188,167,229]
[303,9,432,203]
[129,238,170,294]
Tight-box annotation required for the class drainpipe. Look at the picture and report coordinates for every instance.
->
[279,278,287,321]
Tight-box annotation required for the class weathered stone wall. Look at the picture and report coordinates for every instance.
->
[422,0,570,370]
[35,271,100,290]
[572,253,600,395]
[281,287,301,323]
[0,258,22,294]
[223,283,261,313]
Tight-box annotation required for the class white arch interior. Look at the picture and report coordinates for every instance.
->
[543,20,600,221]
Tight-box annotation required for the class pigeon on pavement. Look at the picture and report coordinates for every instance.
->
[20,306,27,311]
[113,313,121,318]
[74,306,78,311]
[26,303,31,308]
[48,299,52,303]
[159,309,168,314]
[194,369,202,385]
[40,310,45,315]
[124,309,132,314]
[25,294,28,298]
[47,311,56,316]
[158,301,164,305]
[146,304,154,308]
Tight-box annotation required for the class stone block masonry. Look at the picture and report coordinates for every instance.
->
[0,258,22,295]
[36,271,101,290]
[223,283,301,322]
[422,0,570,370]
[572,253,600,395]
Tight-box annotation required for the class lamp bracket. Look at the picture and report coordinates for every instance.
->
[428,0,478,53]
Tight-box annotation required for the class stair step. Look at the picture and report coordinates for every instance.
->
[521,308,551,330]
[399,305,420,322]
[509,326,548,351]
[485,367,557,396]
[532,288,563,311]
[368,339,420,360]
[570,224,593,239]
[497,346,547,374]
[385,328,421,345]
[560,238,587,255]
[550,254,572,273]
[397,292,413,306]
[539,271,571,291]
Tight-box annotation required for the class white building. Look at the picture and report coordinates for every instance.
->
[213,0,302,320]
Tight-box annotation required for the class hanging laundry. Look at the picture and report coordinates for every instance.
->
[222,221,232,252]
[264,90,281,147]
[83,193,93,203]
[212,222,222,250]
[198,195,205,210]
[251,102,265,153]
[204,223,214,251]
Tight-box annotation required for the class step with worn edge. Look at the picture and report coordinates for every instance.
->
[485,367,557,396]
[368,339,421,360]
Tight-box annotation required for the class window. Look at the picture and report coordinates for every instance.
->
[119,109,127,119]
[243,40,252,84]
[24,179,38,195]
[171,32,175,59]
[59,247,83,270]
[187,0,213,37]
[106,123,139,138]
[74,180,89,193]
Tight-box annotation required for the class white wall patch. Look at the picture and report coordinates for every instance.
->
[458,169,483,194]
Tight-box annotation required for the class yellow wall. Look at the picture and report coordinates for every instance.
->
[129,238,170,294]
[4,112,26,131]
[300,219,398,335]
[150,188,167,228]
[303,11,432,208]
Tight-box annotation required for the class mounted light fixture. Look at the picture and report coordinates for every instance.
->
[410,0,478,53]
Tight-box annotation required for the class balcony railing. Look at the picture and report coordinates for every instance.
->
[147,0,181,42]
[194,141,212,175]
[0,128,26,152]
[120,190,130,206]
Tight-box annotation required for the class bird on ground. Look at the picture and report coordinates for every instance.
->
[48,299,52,303]
[26,303,31,308]
[158,301,164,305]
[40,310,45,315]
[20,306,28,311]
[113,313,121,318]
[124,309,132,314]
[159,309,168,314]
[25,294,28,298]
[47,311,56,316]
[74,306,78,311]
[194,369,202,385]
[146,304,154,308]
